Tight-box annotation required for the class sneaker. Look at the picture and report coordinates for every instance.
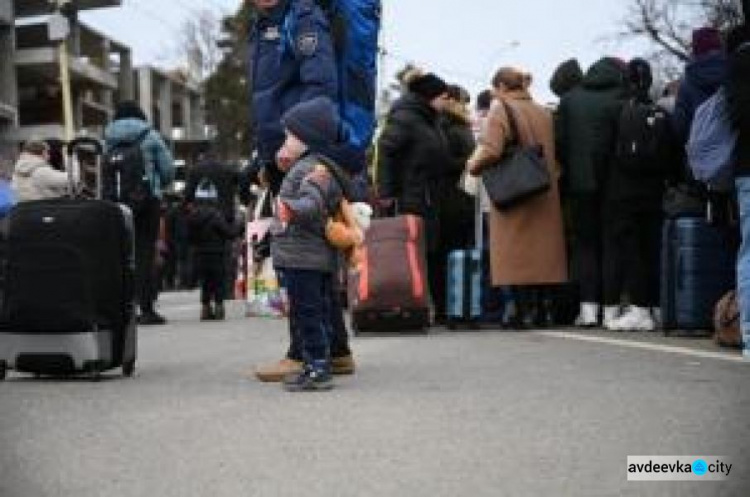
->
[609,306,655,332]
[214,303,226,321]
[254,359,303,383]
[138,311,167,326]
[575,303,600,328]
[331,355,356,375]
[603,306,622,330]
[283,367,334,392]
[200,304,215,321]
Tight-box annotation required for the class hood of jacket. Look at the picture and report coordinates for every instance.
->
[685,51,728,92]
[442,100,472,125]
[583,58,626,91]
[550,59,584,97]
[104,118,152,146]
[390,93,438,123]
[13,153,50,178]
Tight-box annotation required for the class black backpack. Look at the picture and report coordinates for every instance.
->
[102,129,154,212]
[615,100,674,174]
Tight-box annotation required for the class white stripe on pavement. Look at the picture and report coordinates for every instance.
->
[538,331,748,364]
[164,304,203,313]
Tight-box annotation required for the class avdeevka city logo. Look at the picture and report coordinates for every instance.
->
[627,456,732,481]
[692,459,708,476]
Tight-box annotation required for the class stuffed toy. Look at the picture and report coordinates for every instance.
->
[325,199,373,268]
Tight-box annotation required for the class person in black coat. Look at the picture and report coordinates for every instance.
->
[434,85,476,321]
[377,72,451,323]
[602,59,676,332]
[377,73,450,216]
[186,186,242,321]
[438,84,476,252]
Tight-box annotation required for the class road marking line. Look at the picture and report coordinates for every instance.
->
[537,331,748,364]
[164,304,202,313]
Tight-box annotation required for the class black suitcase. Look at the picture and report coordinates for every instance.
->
[661,216,735,333]
[0,139,137,380]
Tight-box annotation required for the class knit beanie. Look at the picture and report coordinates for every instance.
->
[281,97,341,149]
[692,27,723,57]
[408,73,448,101]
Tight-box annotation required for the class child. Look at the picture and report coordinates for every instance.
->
[186,180,241,321]
[272,97,361,392]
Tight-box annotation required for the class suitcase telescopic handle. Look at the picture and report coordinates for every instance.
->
[66,137,104,199]
[66,137,104,157]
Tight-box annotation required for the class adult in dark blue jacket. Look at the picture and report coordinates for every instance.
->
[672,27,728,144]
[249,0,338,195]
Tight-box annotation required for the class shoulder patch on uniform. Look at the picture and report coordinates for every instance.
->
[296,32,318,56]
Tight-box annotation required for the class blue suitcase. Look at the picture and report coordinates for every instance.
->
[446,194,484,329]
[447,249,483,328]
[661,217,735,332]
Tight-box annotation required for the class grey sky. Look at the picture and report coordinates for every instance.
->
[84,0,646,103]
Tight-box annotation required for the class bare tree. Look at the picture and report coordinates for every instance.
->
[179,9,224,82]
[620,0,743,75]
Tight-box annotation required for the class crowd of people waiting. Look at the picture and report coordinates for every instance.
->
[374,24,750,336]
[0,1,747,392]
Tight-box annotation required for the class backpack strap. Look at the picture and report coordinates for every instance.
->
[316,155,353,200]
[133,128,151,145]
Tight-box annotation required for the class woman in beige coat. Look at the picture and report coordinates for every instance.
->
[467,67,567,327]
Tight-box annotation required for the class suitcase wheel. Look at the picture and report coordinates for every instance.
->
[0,361,7,381]
[122,360,136,378]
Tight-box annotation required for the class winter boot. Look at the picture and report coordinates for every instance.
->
[200,304,214,321]
[214,302,226,321]
[254,359,303,383]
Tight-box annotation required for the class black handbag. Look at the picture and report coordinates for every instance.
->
[481,101,551,211]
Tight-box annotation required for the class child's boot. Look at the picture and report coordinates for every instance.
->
[200,303,214,321]
[214,302,226,321]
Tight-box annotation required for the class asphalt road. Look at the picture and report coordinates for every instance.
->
[1,291,749,497]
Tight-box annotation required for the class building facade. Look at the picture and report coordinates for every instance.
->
[0,0,207,169]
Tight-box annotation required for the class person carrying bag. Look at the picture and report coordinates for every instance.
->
[480,100,551,210]
[466,67,567,326]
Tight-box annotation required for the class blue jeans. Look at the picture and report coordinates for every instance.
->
[284,269,333,369]
[735,178,750,355]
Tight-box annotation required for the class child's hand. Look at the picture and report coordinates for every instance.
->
[278,200,293,222]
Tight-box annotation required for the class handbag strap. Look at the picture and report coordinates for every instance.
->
[499,98,540,148]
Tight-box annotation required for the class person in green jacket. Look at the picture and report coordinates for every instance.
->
[555,57,629,328]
